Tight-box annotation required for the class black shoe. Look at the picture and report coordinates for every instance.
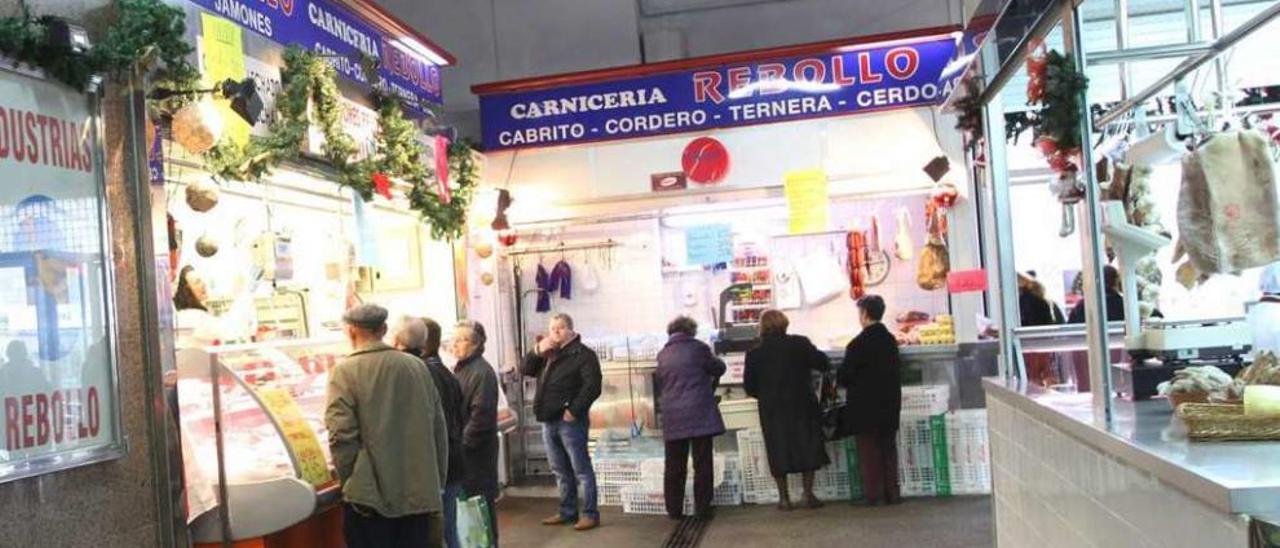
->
[695,508,716,521]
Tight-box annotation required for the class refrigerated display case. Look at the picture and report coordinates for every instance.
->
[176,338,348,544]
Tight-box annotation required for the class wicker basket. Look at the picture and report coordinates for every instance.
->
[1176,403,1280,441]
[1166,392,1210,410]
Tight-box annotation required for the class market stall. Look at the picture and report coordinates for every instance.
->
[467,26,1000,505]
[953,0,1280,545]
[144,0,470,544]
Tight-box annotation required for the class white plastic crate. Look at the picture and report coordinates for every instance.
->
[897,414,944,497]
[599,482,625,506]
[620,481,743,515]
[901,385,951,416]
[737,429,854,504]
[945,409,992,495]
[593,457,643,486]
[719,397,760,430]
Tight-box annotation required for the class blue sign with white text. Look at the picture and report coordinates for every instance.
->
[183,0,443,107]
[477,35,958,150]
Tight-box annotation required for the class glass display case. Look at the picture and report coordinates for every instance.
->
[176,338,348,543]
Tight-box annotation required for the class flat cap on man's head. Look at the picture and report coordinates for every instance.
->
[343,303,389,329]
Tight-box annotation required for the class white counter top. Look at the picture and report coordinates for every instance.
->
[984,377,1280,516]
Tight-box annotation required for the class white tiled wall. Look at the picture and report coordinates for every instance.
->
[986,397,1249,548]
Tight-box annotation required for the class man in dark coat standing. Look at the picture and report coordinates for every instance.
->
[654,316,726,520]
[451,320,501,546]
[392,316,468,548]
[838,295,903,506]
[520,313,603,531]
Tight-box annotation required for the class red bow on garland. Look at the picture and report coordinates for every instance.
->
[434,135,452,204]
[372,172,393,200]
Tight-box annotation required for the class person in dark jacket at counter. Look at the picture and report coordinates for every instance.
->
[1068,265,1129,324]
[839,295,903,506]
[654,316,727,520]
[450,320,500,546]
[1018,272,1060,327]
[392,316,467,548]
[520,313,603,531]
[743,310,830,511]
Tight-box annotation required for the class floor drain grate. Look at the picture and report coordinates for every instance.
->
[662,516,711,548]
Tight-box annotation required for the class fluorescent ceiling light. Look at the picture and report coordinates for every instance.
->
[395,38,449,66]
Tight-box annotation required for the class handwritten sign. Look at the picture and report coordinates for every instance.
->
[947,269,989,293]
[784,169,830,234]
[256,387,331,487]
[685,224,733,266]
[200,14,250,146]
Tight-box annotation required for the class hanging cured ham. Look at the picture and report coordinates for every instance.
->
[917,203,950,290]
[1177,130,1280,275]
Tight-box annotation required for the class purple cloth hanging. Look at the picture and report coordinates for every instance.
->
[536,263,551,312]
[548,260,572,300]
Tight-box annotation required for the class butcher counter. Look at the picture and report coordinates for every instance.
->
[984,377,1280,547]
[824,340,1000,409]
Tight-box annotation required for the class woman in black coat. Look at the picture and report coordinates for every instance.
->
[744,310,830,510]
[838,295,903,506]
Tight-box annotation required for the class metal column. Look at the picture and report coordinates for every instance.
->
[979,47,1023,382]
[1064,1,1114,427]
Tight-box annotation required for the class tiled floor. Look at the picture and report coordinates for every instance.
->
[496,495,993,548]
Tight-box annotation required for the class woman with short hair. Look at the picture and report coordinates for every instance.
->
[743,310,830,510]
[654,316,726,520]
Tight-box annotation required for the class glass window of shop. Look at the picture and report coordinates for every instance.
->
[1006,1,1280,326]
[0,69,122,482]
[998,3,1280,389]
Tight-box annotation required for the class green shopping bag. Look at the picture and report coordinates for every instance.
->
[456,494,493,548]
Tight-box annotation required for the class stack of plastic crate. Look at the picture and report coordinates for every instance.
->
[592,438,663,506]
[895,384,952,497]
[737,429,857,504]
[945,409,991,495]
[897,413,946,497]
[901,385,951,416]
[619,454,742,515]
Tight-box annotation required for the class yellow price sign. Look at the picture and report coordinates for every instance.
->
[199,14,250,146]
[257,387,331,487]
[784,168,830,234]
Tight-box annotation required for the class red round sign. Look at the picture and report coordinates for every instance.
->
[682,137,730,185]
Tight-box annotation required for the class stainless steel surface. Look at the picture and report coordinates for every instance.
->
[1186,0,1203,42]
[1093,1,1280,129]
[1064,0,1115,428]
[126,70,186,547]
[1086,41,1211,65]
[1210,0,1230,114]
[1114,0,1133,98]
[985,377,1280,516]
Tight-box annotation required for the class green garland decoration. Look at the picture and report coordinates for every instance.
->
[0,0,199,94]
[205,47,477,240]
[1029,50,1089,152]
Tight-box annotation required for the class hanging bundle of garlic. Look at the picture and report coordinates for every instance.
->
[1126,165,1166,317]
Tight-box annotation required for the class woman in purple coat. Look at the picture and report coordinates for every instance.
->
[654,316,727,520]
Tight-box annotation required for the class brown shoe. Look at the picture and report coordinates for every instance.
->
[541,514,573,526]
[573,517,599,531]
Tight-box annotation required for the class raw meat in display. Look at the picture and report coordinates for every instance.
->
[1177,130,1280,275]
[847,230,867,299]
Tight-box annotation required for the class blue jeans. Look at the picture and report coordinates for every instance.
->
[542,418,598,521]
[442,482,462,548]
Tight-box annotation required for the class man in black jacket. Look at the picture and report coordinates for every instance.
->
[392,316,467,548]
[838,295,903,506]
[520,313,603,531]
[450,320,500,546]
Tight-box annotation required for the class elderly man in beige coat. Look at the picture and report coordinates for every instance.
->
[326,303,450,548]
